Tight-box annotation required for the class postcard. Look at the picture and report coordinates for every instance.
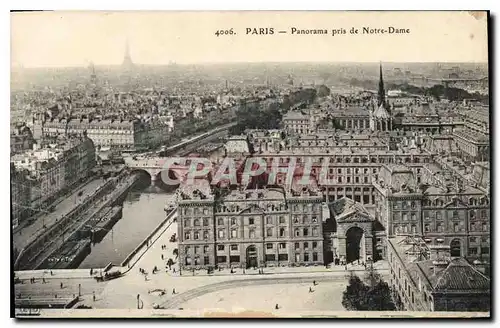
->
[11,10,490,318]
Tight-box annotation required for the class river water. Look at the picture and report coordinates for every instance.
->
[78,174,175,269]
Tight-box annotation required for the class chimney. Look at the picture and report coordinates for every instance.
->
[429,245,450,271]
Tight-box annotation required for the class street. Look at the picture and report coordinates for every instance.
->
[14,178,106,251]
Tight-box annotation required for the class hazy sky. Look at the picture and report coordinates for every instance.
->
[11,11,488,67]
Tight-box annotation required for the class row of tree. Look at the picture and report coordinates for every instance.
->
[229,101,283,135]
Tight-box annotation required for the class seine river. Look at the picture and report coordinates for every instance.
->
[78,174,175,269]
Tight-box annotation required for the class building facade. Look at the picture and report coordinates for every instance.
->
[177,184,324,270]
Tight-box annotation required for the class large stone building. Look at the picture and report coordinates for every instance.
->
[373,164,490,262]
[177,180,324,270]
[10,123,35,155]
[387,236,490,311]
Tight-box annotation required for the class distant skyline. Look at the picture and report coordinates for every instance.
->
[11,11,489,68]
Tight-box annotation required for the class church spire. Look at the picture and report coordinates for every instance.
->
[378,62,386,108]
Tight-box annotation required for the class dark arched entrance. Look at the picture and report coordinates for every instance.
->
[246,245,258,268]
[450,239,461,257]
[346,227,364,264]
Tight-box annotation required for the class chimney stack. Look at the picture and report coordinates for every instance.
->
[429,245,451,272]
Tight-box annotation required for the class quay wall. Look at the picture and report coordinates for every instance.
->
[120,209,177,268]
[15,172,139,270]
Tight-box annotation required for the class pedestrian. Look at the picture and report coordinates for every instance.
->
[93,292,96,302]
[60,282,63,289]
[275,304,279,310]
[161,254,164,260]
[42,278,46,284]
[172,288,176,294]
[344,265,347,271]
[50,270,53,276]
[313,280,317,286]
[173,268,176,273]
[243,269,245,274]
[90,268,93,276]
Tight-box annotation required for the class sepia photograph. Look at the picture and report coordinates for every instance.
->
[9,10,491,318]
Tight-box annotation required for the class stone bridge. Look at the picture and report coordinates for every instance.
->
[124,156,191,186]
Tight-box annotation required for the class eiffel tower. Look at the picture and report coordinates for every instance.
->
[122,38,134,70]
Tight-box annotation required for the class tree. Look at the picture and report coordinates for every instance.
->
[342,272,369,310]
[341,268,396,311]
[316,85,331,98]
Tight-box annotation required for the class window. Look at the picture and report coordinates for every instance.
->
[304,253,310,262]
[302,215,308,224]
[194,231,200,240]
[313,227,319,236]
[295,229,300,237]
[295,242,300,250]
[203,218,209,226]
[279,216,285,224]
[184,219,191,227]
[203,231,209,239]
[482,223,488,231]
[454,223,460,232]
[279,243,287,249]
[313,252,318,261]
[184,232,190,240]
[194,246,199,254]
[481,247,490,255]
[249,218,255,225]
[218,230,225,238]
[230,244,238,251]
[411,213,416,221]
[303,228,309,236]
[295,253,301,262]
[468,248,478,256]
[304,242,309,249]
[194,219,200,226]
[250,229,256,238]
[436,212,442,220]
[185,256,191,265]
[204,256,209,265]
[266,243,273,250]
[217,245,225,251]
[231,217,237,225]
[203,208,209,215]
[453,210,459,219]
[402,213,408,221]
[265,254,276,261]
[312,216,317,223]
[217,218,224,225]
[217,256,227,263]
[231,229,237,238]
[313,241,318,249]
[280,228,285,237]
[267,228,273,237]
[203,245,209,253]
[424,224,430,232]
[278,254,288,261]
[266,216,273,224]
